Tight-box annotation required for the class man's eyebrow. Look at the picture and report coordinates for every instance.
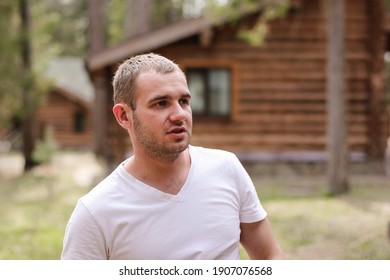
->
[147,93,191,103]
[147,95,171,104]
[180,93,191,99]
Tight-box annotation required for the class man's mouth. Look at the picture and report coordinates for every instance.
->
[168,127,187,134]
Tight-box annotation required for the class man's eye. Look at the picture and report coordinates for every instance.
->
[180,99,190,105]
[156,101,167,107]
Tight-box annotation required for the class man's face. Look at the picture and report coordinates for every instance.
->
[130,70,193,161]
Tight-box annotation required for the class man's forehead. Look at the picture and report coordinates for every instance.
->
[137,69,185,78]
[136,70,188,88]
[134,70,189,100]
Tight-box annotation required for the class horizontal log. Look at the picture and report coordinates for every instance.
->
[236,113,368,123]
[193,122,368,135]
[191,133,368,146]
[239,91,368,101]
[190,143,367,155]
[237,102,368,113]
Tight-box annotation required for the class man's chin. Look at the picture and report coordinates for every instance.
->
[171,141,190,153]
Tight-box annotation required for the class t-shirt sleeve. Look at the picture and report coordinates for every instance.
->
[232,156,267,223]
[61,201,108,260]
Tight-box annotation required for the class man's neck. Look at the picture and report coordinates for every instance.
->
[124,147,191,195]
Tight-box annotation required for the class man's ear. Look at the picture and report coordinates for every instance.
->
[113,103,132,129]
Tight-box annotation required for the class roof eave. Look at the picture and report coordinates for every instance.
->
[86,16,211,72]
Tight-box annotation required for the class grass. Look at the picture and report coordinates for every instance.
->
[251,174,390,259]
[0,151,103,260]
[0,151,389,260]
[0,179,74,259]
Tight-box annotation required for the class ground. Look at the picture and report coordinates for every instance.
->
[0,151,389,259]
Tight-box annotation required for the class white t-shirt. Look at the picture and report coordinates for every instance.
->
[61,146,267,260]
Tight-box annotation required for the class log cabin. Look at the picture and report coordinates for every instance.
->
[86,0,389,167]
[36,57,94,150]
[35,87,93,149]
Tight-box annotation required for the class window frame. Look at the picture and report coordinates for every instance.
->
[179,59,238,121]
[73,111,86,133]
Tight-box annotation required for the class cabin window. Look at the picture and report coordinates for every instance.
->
[186,68,231,116]
[73,111,86,133]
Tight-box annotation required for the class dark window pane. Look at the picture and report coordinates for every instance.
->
[186,67,231,116]
[74,111,86,133]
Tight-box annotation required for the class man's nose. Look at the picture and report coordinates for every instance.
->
[169,103,187,122]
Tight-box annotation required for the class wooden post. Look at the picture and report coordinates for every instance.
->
[326,0,349,194]
[19,0,38,171]
[91,70,107,158]
[88,0,108,160]
[367,0,387,158]
[124,0,151,38]
[88,0,106,53]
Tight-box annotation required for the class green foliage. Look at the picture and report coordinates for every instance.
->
[31,0,88,58]
[203,0,262,23]
[0,1,22,127]
[238,21,269,46]
[107,0,186,45]
[203,0,291,46]
[0,0,56,128]
[107,0,126,45]
[238,0,290,45]
[32,126,58,164]
[386,0,390,12]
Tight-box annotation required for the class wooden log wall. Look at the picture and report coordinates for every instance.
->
[147,0,386,158]
[95,0,387,164]
[36,91,93,149]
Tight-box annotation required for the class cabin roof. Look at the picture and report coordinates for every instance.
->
[86,16,211,72]
[51,86,91,111]
[45,57,94,104]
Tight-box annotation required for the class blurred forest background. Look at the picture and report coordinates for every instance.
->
[1,0,196,166]
[0,0,291,169]
[0,0,390,260]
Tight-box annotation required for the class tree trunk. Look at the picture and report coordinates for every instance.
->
[367,0,387,158]
[124,0,151,39]
[326,0,349,194]
[88,0,107,158]
[19,0,37,171]
[88,0,106,53]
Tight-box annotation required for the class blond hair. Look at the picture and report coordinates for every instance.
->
[112,53,182,110]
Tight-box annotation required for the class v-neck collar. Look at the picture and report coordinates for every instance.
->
[117,146,195,202]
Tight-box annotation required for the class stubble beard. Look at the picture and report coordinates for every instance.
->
[132,112,191,162]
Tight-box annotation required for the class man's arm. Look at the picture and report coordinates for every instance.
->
[240,218,285,260]
[61,202,107,260]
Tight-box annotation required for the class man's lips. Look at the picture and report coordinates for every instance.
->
[167,127,187,134]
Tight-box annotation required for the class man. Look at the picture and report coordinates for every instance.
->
[61,53,284,260]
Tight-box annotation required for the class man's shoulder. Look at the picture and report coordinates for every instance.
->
[190,145,238,162]
[78,167,122,207]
